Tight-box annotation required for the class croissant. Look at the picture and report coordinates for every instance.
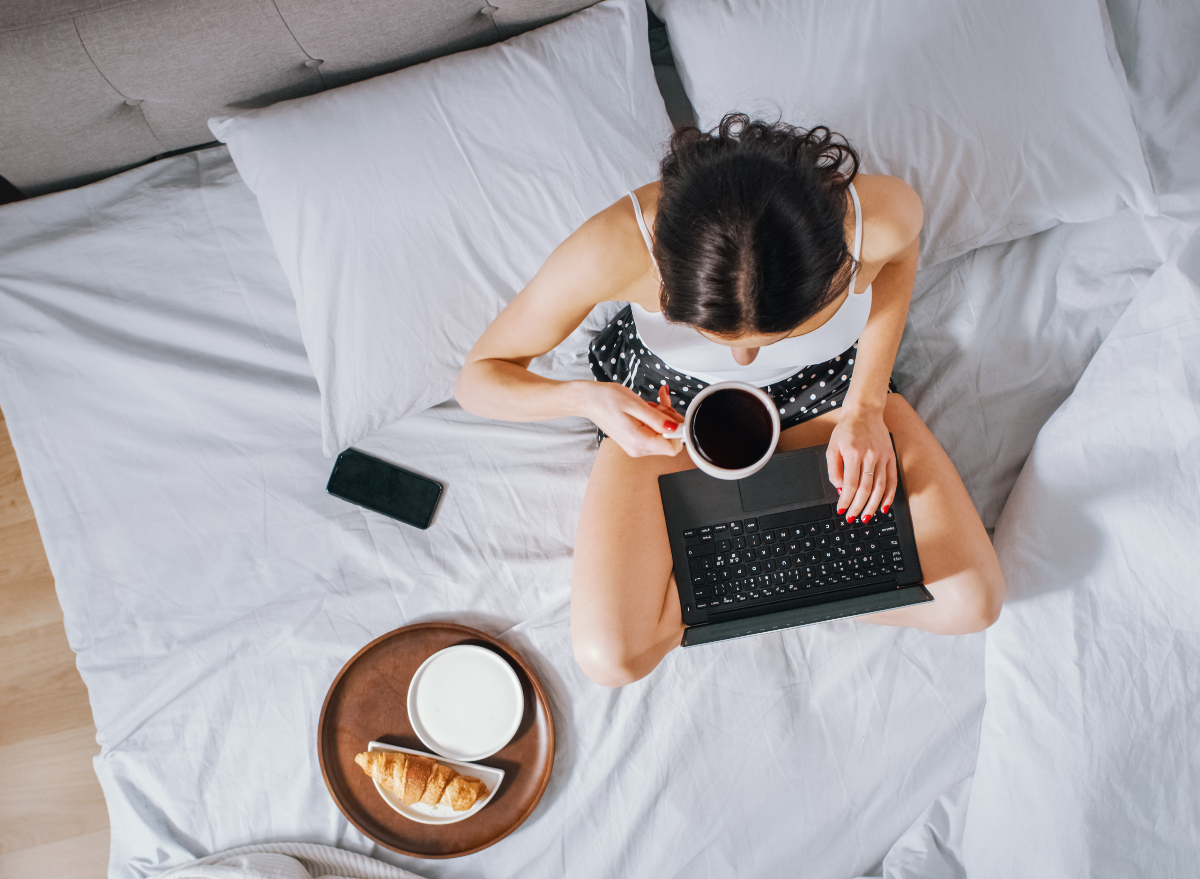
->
[354,750,490,812]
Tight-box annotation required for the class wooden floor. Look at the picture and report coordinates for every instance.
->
[0,408,110,877]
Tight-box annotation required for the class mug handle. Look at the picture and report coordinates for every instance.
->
[661,423,686,440]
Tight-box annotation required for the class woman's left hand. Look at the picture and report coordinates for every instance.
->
[826,405,896,522]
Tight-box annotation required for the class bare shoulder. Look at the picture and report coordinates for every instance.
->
[551,186,659,306]
[853,174,923,265]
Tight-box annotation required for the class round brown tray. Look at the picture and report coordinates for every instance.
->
[318,622,555,858]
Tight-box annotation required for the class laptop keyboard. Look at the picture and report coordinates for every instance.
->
[682,505,907,613]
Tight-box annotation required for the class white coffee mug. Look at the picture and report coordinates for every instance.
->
[662,381,781,480]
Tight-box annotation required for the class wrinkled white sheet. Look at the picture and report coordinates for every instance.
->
[898,209,1182,530]
[0,147,1188,879]
[0,148,983,879]
[962,227,1200,876]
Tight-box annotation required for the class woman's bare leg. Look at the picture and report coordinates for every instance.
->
[570,439,692,687]
[570,393,1004,687]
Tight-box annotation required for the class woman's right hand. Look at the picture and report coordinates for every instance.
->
[582,383,684,458]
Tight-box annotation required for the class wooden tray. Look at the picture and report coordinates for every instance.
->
[318,622,555,858]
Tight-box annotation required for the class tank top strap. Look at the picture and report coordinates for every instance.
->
[628,191,660,272]
[847,182,864,295]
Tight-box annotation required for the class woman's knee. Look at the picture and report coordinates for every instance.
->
[572,633,648,688]
[939,566,1005,633]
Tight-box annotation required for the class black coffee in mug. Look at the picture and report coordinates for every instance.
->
[690,388,774,470]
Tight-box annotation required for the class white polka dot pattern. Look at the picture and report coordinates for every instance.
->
[587,306,895,438]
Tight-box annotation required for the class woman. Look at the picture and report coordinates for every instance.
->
[456,115,1004,687]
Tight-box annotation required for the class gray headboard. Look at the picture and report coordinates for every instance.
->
[0,0,595,197]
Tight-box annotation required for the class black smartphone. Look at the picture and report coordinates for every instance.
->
[326,448,444,529]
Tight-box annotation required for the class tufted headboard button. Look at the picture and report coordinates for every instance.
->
[304,59,324,68]
[479,4,499,16]
[124,99,143,107]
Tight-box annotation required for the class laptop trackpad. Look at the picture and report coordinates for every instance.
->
[738,453,824,512]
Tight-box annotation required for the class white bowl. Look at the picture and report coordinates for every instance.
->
[406,644,524,762]
[365,741,503,825]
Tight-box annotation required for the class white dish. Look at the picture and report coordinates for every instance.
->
[407,644,525,762]
[365,741,504,825]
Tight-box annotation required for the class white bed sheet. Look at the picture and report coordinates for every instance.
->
[1104,0,1200,222]
[0,148,983,879]
[963,226,1200,876]
[0,146,1187,878]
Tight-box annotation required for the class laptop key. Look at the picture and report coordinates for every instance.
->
[744,518,759,531]
[729,520,744,535]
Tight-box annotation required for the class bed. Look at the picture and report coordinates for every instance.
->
[0,0,1197,877]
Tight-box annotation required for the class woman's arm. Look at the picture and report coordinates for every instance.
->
[827,177,923,520]
[455,199,683,456]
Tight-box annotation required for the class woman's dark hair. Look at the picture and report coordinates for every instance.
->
[655,113,860,337]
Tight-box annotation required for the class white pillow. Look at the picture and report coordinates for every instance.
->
[648,0,1156,268]
[210,0,673,455]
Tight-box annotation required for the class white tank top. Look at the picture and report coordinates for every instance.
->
[628,183,871,386]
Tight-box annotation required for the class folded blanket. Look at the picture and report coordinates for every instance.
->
[159,843,422,879]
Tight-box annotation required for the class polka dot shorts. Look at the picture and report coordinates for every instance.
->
[587,305,897,439]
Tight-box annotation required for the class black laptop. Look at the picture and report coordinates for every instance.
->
[659,444,932,646]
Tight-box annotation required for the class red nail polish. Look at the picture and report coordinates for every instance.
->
[663,420,676,431]
[837,508,846,515]
[863,514,871,523]
[835,487,842,493]
[881,505,889,514]
[846,515,856,523]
